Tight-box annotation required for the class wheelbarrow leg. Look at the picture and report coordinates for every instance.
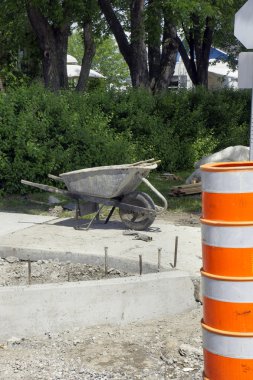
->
[75,204,104,231]
[105,206,116,224]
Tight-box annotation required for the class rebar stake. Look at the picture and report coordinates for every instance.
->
[28,259,31,285]
[170,236,179,268]
[158,248,162,272]
[139,254,143,276]
[104,247,108,276]
[173,236,178,268]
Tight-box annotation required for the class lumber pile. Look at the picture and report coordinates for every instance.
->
[170,182,202,196]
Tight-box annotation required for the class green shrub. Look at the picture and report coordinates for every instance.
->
[0,85,250,194]
[0,85,137,193]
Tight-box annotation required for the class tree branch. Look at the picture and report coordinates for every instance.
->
[98,0,132,67]
[76,21,96,92]
[177,35,197,85]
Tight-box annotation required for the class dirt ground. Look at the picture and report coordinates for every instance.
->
[157,211,201,227]
[0,306,202,380]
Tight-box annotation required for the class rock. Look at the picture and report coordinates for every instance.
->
[48,205,63,217]
[182,367,195,372]
[191,278,202,304]
[5,256,19,263]
[179,343,202,357]
[7,337,23,346]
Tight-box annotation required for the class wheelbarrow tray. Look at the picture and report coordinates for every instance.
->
[59,163,157,198]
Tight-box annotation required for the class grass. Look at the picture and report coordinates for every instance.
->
[0,170,201,216]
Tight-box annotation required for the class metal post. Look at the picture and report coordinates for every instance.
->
[158,248,162,272]
[104,247,108,275]
[139,255,143,275]
[174,236,178,268]
[28,259,31,285]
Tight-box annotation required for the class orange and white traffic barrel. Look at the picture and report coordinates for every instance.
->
[201,162,253,380]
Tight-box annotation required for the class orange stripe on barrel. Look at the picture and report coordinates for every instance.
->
[202,192,253,221]
[203,297,253,332]
[203,350,253,380]
[202,244,253,277]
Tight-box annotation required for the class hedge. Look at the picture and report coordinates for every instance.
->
[0,84,250,194]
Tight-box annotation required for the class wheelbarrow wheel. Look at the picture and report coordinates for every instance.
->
[119,191,156,231]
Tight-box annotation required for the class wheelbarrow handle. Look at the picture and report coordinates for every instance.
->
[141,177,168,214]
[131,158,155,166]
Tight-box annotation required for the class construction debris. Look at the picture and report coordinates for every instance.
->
[123,230,152,242]
[170,182,202,197]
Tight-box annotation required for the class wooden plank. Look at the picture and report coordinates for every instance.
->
[170,182,202,196]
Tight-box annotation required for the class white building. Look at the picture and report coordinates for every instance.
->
[172,48,238,90]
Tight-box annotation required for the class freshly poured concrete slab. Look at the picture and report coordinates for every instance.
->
[0,215,202,276]
[0,212,57,236]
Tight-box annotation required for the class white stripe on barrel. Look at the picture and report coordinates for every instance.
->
[202,224,253,248]
[203,328,253,359]
[202,276,253,303]
[202,171,253,193]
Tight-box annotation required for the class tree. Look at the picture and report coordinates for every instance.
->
[98,0,179,92]
[27,4,70,90]
[99,0,245,90]
[1,0,100,91]
[172,0,244,87]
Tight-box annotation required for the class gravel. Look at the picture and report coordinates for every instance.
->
[0,257,130,286]
[0,307,203,379]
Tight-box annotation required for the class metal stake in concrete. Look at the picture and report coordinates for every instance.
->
[158,248,162,272]
[28,259,31,285]
[174,236,178,268]
[170,236,178,268]
[104,247,108,276]
[139,254,143,275]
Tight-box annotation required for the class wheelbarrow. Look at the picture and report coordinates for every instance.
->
[21,158,167,231]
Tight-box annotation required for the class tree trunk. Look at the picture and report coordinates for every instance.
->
[27,6,69,90]
[76,22,96,92]
[153,20,178,92]
[147,0,161,89]
[130,0,149,88]
[98,0,149,89]
[98,0,180,92]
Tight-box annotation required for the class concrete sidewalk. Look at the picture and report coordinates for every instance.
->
[0,212,202,276]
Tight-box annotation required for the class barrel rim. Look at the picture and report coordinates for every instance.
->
[202,320,253,337]
[201,269,253,282]
[201,161,253,172]
[201,218,253,227]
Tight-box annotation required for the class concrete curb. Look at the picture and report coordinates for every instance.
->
[0,271,196,340]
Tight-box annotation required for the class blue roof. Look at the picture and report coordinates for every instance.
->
[209,47,228,60]
[176,47,228,62]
